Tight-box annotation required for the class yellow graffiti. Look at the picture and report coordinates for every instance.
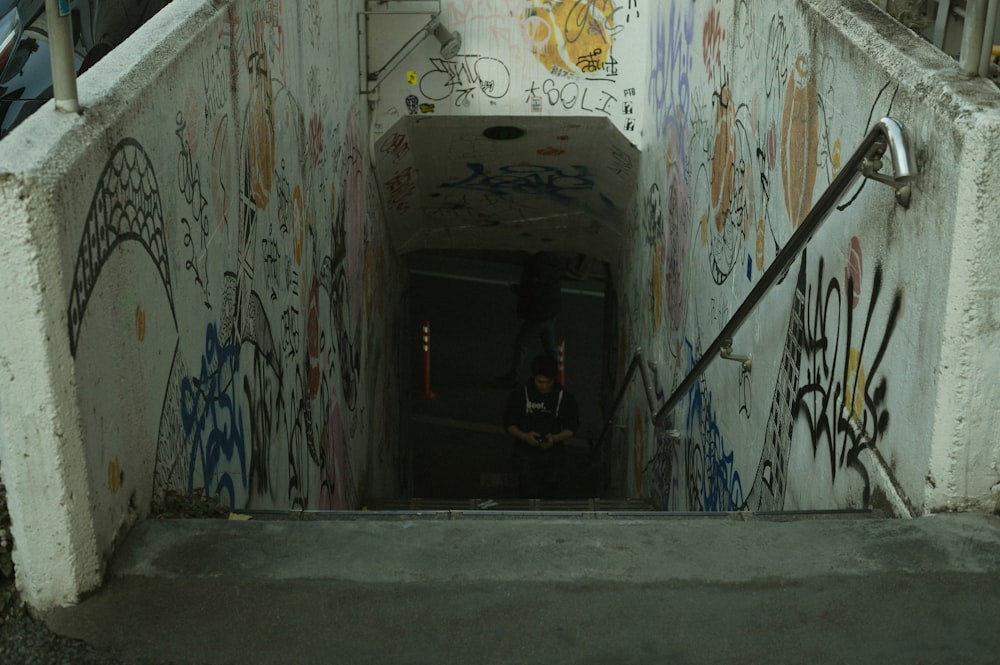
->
[291,184,305,265]
[527,0,614,75]
[846,348,867,422]
[135,305,146,342]
[832,138,842,178]
[407,70,417,85]
[247,45,276,209]
[780,54,819,229]
[108,457,122,494]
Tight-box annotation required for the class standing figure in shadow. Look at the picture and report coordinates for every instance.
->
[495,251,563,388]
[503,354,579,500]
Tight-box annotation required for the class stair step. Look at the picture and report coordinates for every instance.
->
[368,497,654,512]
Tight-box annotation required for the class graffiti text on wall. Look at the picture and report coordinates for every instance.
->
[524,78,617,114]
[419,56,511,106]
[795,243,900,495]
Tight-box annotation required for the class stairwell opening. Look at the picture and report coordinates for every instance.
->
[392,248,622,511]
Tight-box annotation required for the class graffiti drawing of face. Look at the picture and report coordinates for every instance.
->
[405,95,419,115]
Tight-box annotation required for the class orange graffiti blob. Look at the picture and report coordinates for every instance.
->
[247,48,275,209]
[711,85,735,233]
[108,457,122,494]
[537,146,565,156]
[781,55,819,229]
[135,305,146,342]
[847,348,867,422]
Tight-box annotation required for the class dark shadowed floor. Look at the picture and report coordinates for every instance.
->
[402,250,608,504]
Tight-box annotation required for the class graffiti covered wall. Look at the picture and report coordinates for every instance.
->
[614,0,1000,515]
[369,0,647,139]
[4,0,1000,615]
[1,0,408,586]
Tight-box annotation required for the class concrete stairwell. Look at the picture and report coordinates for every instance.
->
[39,254,1000,663]
[397,251,618,511]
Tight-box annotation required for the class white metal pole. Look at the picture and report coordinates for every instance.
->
[960,0,988,76]
[44,0,79,113]
[978,0,999,77]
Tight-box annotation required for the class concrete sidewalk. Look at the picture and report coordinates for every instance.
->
[42,511,1000,665]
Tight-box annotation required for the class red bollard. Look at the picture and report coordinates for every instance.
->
[418,320,438,399]
[557,338,566,386]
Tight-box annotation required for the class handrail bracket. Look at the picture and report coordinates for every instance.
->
[859,140,912,209]
[719,339,752,372]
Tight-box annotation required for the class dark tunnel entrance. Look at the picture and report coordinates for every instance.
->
[398,249,616,508]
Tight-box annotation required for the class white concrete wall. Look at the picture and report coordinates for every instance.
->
[0,0,409,610]
[615,0,1000,516]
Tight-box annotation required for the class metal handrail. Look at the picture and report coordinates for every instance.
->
[598,117,917,446]
[594,350,660,450]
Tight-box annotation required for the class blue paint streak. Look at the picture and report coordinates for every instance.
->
[181,322,247,509]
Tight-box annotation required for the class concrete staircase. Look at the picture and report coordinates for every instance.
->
[370,496,653,511]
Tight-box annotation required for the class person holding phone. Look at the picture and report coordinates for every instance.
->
[502,354,580,499]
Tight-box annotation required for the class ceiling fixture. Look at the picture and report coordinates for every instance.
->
[432,22,462,59]
[483,126,526,141]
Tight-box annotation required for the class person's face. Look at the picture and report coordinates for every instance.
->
[533,374,555,394]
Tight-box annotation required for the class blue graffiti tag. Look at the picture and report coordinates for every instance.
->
[181,322,247,508]
[442,163,597,201]
[684,341,745,511]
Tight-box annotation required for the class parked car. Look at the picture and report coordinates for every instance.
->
[0,0,168,139]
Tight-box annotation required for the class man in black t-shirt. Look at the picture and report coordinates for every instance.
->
[502,354,580,499]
